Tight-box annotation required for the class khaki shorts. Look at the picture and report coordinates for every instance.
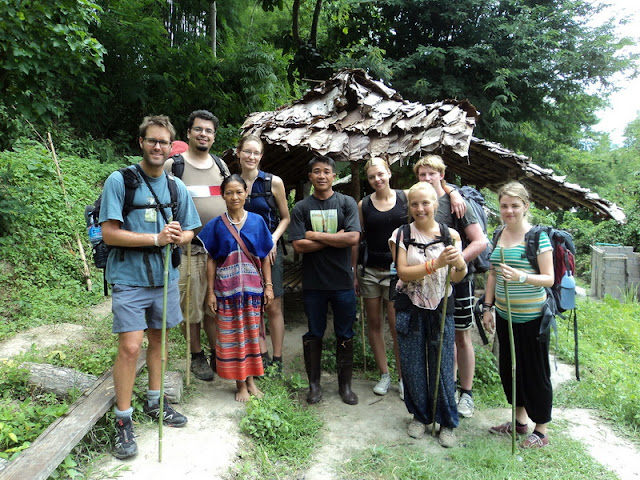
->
[178,249,210,324]
[357,266,392,300]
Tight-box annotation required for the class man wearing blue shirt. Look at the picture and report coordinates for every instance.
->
[99,115,201,459]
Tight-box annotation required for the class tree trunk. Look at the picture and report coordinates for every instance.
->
[292,0,301,45]
[210,1,217,57]
[309,0,323,48]
[22,362,97,397]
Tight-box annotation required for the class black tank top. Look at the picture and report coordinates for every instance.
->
[362,190,408,269]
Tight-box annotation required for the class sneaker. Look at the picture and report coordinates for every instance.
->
[398,379,405,400]
[520,433,549,448]
[407,418,426,439]
[439,427,456,448]
[373,373,392,395]
[191,354,214,381]
[457,393,475,418]
[489,421,528,436]
[113,417,137,459]
[143,397,188,427]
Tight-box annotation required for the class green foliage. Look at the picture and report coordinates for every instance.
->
[472,346,505,408]
[238,376,322,477]
[0,0,106,149]
[0,140,121,339]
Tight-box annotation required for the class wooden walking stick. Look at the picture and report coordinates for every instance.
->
[185,242,192,386]
[360,296,366,372]
[431,266,452,437]
[158,241,171,462]
[500,248,517,455]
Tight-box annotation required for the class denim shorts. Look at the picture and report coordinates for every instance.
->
[111,280,182,333]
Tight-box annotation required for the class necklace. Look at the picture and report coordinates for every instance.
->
[226,210,247,225]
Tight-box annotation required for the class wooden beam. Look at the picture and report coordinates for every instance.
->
[2,352,147,480]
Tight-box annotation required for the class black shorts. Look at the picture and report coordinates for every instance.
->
[453,279,474,331]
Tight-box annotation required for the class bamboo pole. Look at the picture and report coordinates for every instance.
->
[500,248,517,455]
[431,266,452,437]
[47,132,92,291]
[185,243,192,386]
[359,296,366,373]
[158,242,171,462]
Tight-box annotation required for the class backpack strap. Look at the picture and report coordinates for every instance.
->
[171,153,229,179]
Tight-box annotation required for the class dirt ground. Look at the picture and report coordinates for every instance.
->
[1,294,639,480]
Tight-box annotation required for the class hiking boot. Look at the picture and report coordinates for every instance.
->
[489,421,528,436]
[457,393,475,418]
[398,378,405,401]
[191,354,214,381]
[208,354,217,373]
[143,397,188,427]
[407,418,426,439]
[520,433,549,449]
[373,373,392,395]
[439,427,456,448]
[113,417,137,460]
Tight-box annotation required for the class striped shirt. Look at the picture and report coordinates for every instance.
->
[491,232,552,323]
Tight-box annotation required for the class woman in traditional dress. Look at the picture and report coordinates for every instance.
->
[482,181,554,448]
[236,134,290,373]
[199,174,274,402]
[389,182,467,448]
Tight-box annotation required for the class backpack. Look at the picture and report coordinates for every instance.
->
[85,165,179,294]
[359,190,409,269]
[248,172,277,213]
[171,152,229,180]
[455,186,491,274]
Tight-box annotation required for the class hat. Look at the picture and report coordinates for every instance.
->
[169,140,188,157]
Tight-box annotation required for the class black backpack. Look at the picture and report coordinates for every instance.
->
[85,165,179,294]
[455,186,491,274]
[170,152,229,180]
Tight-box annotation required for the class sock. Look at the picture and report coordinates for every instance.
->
[191,350,205,360]
[114,406,133,420]
[460,389,473,397]
[516,420,528,428]
[272,356,282,363]
[532,430,546,438]
[147,389,160,407]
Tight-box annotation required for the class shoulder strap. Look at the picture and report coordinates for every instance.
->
[524,225,544,273]
[220,214,262,275]
[119,167,141,218]
[396,189,408,210]
[362,194,371,216]
[211,154,229,178]
[171,154,185,178]
[133,164,175,225]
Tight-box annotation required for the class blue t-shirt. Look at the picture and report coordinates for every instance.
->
[245,171,278,232]
[99,166,201,287]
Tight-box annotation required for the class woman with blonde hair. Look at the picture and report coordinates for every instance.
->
[482,181,554,448]
[389,181,467,448]
[353,157,406,397]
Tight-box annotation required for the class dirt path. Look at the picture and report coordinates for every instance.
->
[2,296,639,480]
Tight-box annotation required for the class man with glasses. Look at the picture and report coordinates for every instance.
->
[99,115,201,459]
[164,110,230,381]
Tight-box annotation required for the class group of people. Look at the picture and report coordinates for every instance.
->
[100,112,555,460]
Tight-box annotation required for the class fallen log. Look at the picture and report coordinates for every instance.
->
[22,362,97,397]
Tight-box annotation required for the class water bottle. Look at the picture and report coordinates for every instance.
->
[389,262,397,275]
[84,205,102,245]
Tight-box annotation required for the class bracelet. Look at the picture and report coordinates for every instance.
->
[425,261,432,275]
[153,234,159,247]
[482,305,495,313]
[482,302,494,308]
[264,282,273,286]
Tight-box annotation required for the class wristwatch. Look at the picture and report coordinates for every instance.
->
[518,273,528,283]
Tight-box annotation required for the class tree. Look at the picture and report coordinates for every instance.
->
[0,0,105,149]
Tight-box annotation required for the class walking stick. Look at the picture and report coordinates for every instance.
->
[185,242,192,386]
[431,266,452,437]
[360,296,366,372]
[500,248,517,455]
[158,241,171,462]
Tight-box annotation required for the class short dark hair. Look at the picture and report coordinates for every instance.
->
[139,115,176,141]
[308,155,335,173]
[187,110,219,131]
[221,173,247,193]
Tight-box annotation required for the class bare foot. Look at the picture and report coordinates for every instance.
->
[235,381,250,402]
[247,376,264,399]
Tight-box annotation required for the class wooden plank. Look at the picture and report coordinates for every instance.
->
[1,352,147,480]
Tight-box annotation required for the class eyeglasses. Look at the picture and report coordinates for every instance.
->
[191,126,215,135]
[143,138,172,148]
[241,150,262,157]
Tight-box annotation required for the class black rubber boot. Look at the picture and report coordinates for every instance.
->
[336,337,358,405]
[303,336,323,404]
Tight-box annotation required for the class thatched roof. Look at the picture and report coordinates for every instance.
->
[227,68,625,223]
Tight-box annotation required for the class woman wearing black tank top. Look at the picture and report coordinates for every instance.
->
[353,158,407,398]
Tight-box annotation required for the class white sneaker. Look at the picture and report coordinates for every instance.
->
[373,373,391,395]
[398,379,405,400]
[457,392,475,418]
